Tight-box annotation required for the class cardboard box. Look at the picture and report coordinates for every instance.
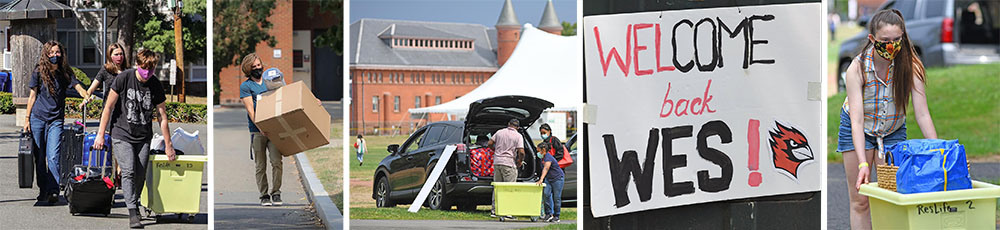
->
[254,81,331,156]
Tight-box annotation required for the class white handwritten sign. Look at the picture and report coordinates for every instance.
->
[584,3,823,217]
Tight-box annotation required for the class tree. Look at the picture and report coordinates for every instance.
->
[562,21,576,36]
[213,0,278,103]
[140,0,207,65]
[308,0,343,55]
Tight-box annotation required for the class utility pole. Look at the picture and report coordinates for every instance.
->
[172,0,186,103]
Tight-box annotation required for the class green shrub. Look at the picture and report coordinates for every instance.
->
[72,67,91,87]
[0,92,13,114]
[66,98,206,123]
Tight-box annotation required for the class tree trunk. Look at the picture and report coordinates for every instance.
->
[116,0,136,56]
[10,19,57,99]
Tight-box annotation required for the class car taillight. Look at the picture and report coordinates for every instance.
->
[941,17,954,43]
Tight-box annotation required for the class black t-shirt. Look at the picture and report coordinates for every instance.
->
[544,136,564,161]
[28,69,79,123]
[94,67,118,100]
[109,69,166,143]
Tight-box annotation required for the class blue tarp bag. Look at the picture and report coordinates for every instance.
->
[888,139,971,194]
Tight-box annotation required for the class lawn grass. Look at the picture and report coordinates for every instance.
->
[827,63,1000,162]
[350,135,409,207]
[350,206,577,221]
[303,119,344,211]
[519,224,577,230]
[828,24,864,96]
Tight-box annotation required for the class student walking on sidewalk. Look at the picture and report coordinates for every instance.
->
[238,53,284,207]
[92,49,176,229]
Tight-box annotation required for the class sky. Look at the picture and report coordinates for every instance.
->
[350,0,577,27]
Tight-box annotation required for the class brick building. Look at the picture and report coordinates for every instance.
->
[217,0,343,105]
[349,0,564,135]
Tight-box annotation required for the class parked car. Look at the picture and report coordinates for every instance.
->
[561,133,578,205]
[372,95,577,210]
[837,0,999,91]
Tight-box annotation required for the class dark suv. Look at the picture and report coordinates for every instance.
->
[372,95,574,210]
[837,0,1000,91]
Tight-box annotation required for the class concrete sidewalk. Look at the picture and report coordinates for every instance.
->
[0,114,208,229]
[213,108,322,229]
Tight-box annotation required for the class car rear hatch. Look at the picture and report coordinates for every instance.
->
[464,95,554,129]
[950,0,1000,64]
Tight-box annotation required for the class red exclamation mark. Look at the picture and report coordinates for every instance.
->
[748,119,762,187]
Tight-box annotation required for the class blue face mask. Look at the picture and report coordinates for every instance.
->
[48,56,60,65]
[537,152,545,159]
[541,134,550,139]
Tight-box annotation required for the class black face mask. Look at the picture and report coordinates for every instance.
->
[249,68,263,79]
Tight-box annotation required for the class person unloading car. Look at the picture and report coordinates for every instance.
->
[488,118,524,217]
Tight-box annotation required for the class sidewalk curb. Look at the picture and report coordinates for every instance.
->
[294,153,343,230]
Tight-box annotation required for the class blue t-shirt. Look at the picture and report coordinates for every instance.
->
[542,152,564,180]
[28,70,79,123]
[239,79,268,132]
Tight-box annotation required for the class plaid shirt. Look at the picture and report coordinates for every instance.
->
[842,47,906,153]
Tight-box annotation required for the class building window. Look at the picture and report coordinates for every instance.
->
[393,96,400,112]
[372,96,379,113]
[293,50,304,68]
[415,97,421,108]
[435,96,441,105]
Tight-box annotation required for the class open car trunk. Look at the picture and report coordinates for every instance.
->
[955,0,1000,59]
[460,125,539,181]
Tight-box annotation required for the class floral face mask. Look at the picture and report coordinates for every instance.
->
[871,35,902,60]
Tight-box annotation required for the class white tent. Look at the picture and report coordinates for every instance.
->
[409,24,582,116]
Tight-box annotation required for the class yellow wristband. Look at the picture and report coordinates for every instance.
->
[858,162,869,169]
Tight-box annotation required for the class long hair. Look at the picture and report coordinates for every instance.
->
[103,43,128,75]
[858,9,926,114]
[36,40,72,95]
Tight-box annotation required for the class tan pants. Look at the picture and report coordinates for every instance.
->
[492,164,518,214]
[252,132,282,197]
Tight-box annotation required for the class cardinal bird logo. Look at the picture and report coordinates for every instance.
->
[769,121,814,179]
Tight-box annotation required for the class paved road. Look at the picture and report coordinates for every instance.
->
[351,219,567,229]
[827,162,1000,230]
[213,108,323,229]
[0,114,208,229]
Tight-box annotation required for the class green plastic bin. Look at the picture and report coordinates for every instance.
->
[492,182,545,221]
[140,155,207,221]
[859,180,1000,230]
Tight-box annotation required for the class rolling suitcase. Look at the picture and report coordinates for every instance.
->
[66,147,115,216]
[66,107,115,216]
[59,121,84,188]
[18,131,36,188]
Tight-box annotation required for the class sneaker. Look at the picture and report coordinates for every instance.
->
[271,195,282,206]
[129,208,144,229]
[490,213,497,218]
[550,217,560,223]
[47,193,59,204]
[543,214,554,222]
[260,196,272,206]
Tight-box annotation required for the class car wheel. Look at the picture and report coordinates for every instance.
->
[375,176,395,207]
[427,176,452,210]
[838,61,850,93]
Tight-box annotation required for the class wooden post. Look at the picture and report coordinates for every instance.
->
[174,8,186,103]
[10,19,57,127]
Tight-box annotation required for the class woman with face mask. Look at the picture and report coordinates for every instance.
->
[838,9,938,230]
[24,40,90,205]
[538,124,565,167]
[83,43,128,104]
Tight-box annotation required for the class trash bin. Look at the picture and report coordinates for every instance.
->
[859,180,1000,230]
[492,182,545,222]
[140,155,207,222]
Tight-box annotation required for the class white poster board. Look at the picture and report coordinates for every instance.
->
[408,145,457,213]
[584,3,823,217]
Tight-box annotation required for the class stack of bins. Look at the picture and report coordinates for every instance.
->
[859,180,1000,229]
[141,155,208,221]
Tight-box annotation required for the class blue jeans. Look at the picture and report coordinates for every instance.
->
[836,110,907,152]
[30,117,63,195]
[542,177,564,218]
